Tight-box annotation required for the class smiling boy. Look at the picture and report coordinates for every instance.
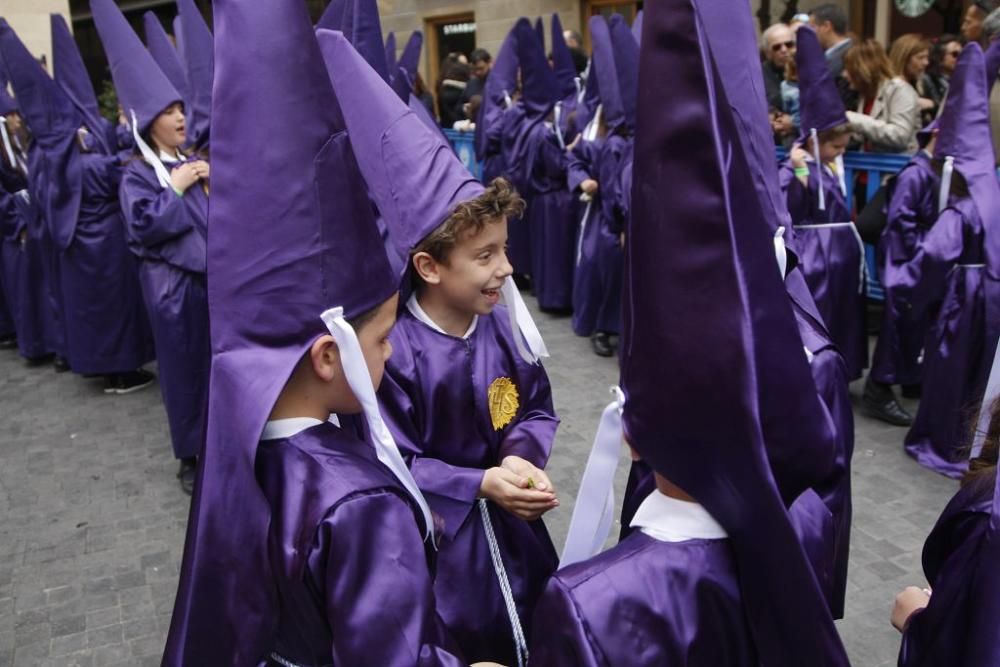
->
[319,30,562,666]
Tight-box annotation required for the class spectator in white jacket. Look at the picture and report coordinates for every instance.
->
[843,38,921,153]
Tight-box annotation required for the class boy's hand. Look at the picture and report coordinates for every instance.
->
[501,455,555,493]
[789,145,809,169]
[581,179,599,194]
[891,586,930,632]
[480,462,558,521]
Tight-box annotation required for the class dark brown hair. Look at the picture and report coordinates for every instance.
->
[818,123,852,143]
[844,39,895,101]
[412,177,525,264]
[964,395,1000,487]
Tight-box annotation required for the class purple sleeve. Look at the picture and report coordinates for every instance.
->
[498,363,559,468]
[314,491,465,667]
[889,207,964,317]
[778,161,810,224]
[119,166,196,247]
[378,348,486,541]
[567,141,595,193]
[885,169,932,264]
[528,576,603,667]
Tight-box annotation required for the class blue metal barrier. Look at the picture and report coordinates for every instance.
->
[443,129,482,180]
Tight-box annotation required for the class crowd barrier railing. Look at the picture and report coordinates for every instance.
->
[443,128,915,301]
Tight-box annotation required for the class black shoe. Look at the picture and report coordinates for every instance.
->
[901,383,922,399]
[25,353,54,367]
[512,273,532,291]
[177,457,197,496]
[52,356,70,373]
[591,332,614,357]
[0,336,16,350]
[862,378,913,426]
[104,369,155,395]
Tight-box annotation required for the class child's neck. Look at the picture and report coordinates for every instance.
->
[415,289,476,338]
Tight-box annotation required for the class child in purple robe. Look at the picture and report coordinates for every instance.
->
[892,398,999,665]
[891,43,1000,478]
[321,30,560,665]
[91,0,210,493]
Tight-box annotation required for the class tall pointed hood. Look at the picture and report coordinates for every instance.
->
[795,25,847,142]
[935,43,1000,277]
[341,0,390,82]
[550,14,578,99]
[475,25,518,160]
[51,13,110,153]
[623,1,847,665]
[384,31,397,74]
[534,17,544,48]
[589,15,624,131]
[316,0,346,31]
[632,10,643,45]
[90,0,181,135]
[390,31,423,102]
[319,30,483,255]
[608,14,638,132]
[143,12,190,111]
[163,0,427,662]
[175,0,213,148]
[515,16,559,117]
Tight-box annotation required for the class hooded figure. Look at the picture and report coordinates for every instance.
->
[91,0,210,476]
[319,26,556,666]
[163,0,461,663]
[566,15,629,351]
[143,12,191,118]
[531,1,849,664]
[506,18,576,312]
[475,25,518,182]
[0,20,71,364]
[893,42,1000,479]
[778,25,867,382]
[174,0,213,149]
[550,13,580,141]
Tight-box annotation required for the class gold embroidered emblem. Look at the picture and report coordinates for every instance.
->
[487,377,519,430]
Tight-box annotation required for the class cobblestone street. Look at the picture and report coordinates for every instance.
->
[0,298,958,666]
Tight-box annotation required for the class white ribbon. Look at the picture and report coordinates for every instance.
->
[499,278,549,365]
[479,498,528,667]
[583,104,603,142]
[810,127,825,212]
[574,76,583,101]
[131,109,174,191]
[793,221,867,295]
[559,387,626,568]
[576,200,594,265]
[0,118,16,169]
[553,101,565,150]
[971,336,1000,460]
[773,226,788,279]
[502,89,513,110]
[320,307,435,544]
[938,155,954,214]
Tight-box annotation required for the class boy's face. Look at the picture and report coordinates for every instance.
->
[435,217,513,316]
[819,134,849,163]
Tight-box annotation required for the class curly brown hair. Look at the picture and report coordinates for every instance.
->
[413,177,525,264]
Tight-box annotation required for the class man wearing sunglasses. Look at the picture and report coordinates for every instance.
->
[761,22,796,144]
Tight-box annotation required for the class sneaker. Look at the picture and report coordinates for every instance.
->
[177,457,197,496]
[862,378,913,427]
[105,369,156,395]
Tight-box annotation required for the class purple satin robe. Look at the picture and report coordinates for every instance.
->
[892,197,993,478]
[529,531,758,666]
[898,475,994,666]
[59,151,153,374]
[522,123,575,311]
[871,154,940,386]
[377,305,559,663]
[119,160,209,460]
[779,160,867,380]
[255,421,465,667]
[27,147,68,360]
[498,104,533,275]
[567,134,626,337]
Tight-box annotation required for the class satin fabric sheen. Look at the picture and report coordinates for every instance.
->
[871,154,940,386]
[891,198,995,478]
[119,160,209,459]
[528,531,758,666]
[255,421,464,667]
[898,475,995,666]
[377,305,559,663]
[779,160,867,380]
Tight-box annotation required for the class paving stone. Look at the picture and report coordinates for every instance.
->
[0,295,961,664]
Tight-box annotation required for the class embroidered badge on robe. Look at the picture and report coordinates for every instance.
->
[487,377,519,430]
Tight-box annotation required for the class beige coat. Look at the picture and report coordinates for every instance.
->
[846,77,921,154]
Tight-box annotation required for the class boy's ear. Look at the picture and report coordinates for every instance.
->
[309,334,341,382]
[412,251,443,285]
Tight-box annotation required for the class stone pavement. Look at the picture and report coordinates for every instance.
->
[0,298,958,666]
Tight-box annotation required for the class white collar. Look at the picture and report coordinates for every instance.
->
[406,293,478,339]
[629,490,728,542]
[260,415,340,441]
[825,38,850,56]
[158,149,184,164]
